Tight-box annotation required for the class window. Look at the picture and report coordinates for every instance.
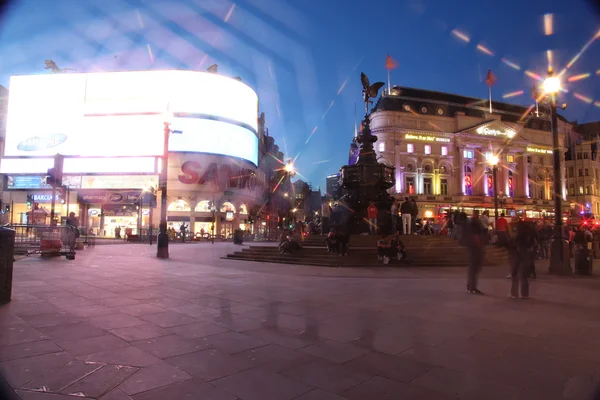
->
[586,186,590,195]
[424,145,431,155]
[579,169,583,177]
[406,177,415,194]
[569,184,574,195]
[585,168,589,176]
[407,143,414,153]
[463,150,474,159]
[584,152,589,159]
[423,178,432,195]
[527,156,532,164]
[577,152,582,160]
[506,155,514,163]
[378,142,385,152]
[441,179,448,195]
[441,146,448,156]
[539,187,544,199]
[569,167,574,178]
[580,186,584,194]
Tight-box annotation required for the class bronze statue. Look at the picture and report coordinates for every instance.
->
[360,72,385,116]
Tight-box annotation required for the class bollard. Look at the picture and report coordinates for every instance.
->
[0,227,15,303]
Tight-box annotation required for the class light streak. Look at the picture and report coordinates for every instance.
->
[525,70,542,81]
[146,44,154,63]
[544,14,553,36]
[312,160,330,164]
[337,78,348,95]
[567,73,591,83]
[451,29,470,43]
[304,125,318,144]
[547,50,553,70]
[476,43,494,56]
[321,100,334,119]
[224,3,236,22]
[573,92,593,104]
[501,58,521,70]
[502,90,524,99]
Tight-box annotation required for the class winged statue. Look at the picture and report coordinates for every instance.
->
[360,72,385,115]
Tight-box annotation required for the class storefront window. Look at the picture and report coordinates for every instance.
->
[168,199,191,212]
[195,200,211,212]
[220,202,236,213]
[239,204,248,215]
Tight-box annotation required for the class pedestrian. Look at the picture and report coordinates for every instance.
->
[400,197,412,235]
[496,213,509,247]
[510,219,536,299]
[367,202,378,235]
[410,199,419,234]
[462,210,486,295]
[391,201,398,235]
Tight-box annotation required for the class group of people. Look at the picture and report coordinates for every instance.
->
[376,232,409,264]
[367,198,420,236]
[325,229,350,256]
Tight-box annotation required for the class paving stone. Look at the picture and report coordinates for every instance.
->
[0,352,74,387]
[87,314,146,330]
[138,311,198,328]
[281,359,372,394]
[62,364,138,398]
[77,346,162,367]
[57,335,129,357]
[234,343,316,372]
[0,340,63,362]
[16,390,94,399]
[116,304,167,317]
[244,327,320,349]
[116,363,191,396]
[293,389,350,400]
[346,351,432,383]
[212,367,312,400]
[200,331,268,354]
[38,323,108,342]
[21,360,103,393]
[166,321,230,339]
[131,334,206,359]
[165,349,253,381]
[0,325,47,347]
[98,388,134,400]
[299,339,366,363]
[342,376,453,400]
[109,324,172,342]
[131,378,236,400]
[20,312,82,328]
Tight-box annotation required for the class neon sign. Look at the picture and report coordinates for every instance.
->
[476,127,516,138]
[405,134,450,143]
[526,147,552,154]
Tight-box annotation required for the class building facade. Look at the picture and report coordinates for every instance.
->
[565,121,600,217]
[325,174,341,200]
[0,71,291,237]
[0,85,8,216]
[370,86,573,220]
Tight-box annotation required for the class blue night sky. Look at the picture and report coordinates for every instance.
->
[1,0,599,190]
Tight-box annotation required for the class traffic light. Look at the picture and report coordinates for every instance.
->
[4,204,9,213]
[26,195,33,209]
[46,168,57,187]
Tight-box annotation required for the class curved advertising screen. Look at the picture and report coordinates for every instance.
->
[3,71,259,165]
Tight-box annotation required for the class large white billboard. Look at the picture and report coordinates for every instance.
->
[3,71,259,164]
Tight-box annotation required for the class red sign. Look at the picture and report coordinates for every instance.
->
[178,161,259,191]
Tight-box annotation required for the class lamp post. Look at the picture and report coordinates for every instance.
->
[210,202,216,245]
[157,110,172,259]
[487,154,500,227]
[541,69,571,275]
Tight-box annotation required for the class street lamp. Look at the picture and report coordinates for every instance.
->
[210,202,217,245]
[542,68,570,275]
[486,153,500,227]
[284,160,296,176]
[157,108,173,259]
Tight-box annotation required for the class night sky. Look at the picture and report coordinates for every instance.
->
[1,0,599,190]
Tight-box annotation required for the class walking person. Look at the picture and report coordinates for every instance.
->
[391,201,398,235]
[510,219,535,299]
[400,198,412,235]
[410,199,419,234]
[463,210,486,295]
[367,202,378,235]
[496,213,509,247]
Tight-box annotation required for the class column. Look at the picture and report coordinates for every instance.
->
[417,168,423,194]
[395,141,402,193]
[521,152,529,198]
[457,145,465,195]
[434,169,440,195]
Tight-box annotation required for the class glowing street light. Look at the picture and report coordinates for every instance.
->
[284,160,296,176]
[543,74,561,95]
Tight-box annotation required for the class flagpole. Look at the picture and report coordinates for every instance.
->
[488,85,492,113]
[387,68,391,95]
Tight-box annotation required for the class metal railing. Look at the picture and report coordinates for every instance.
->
[8,224,78,256]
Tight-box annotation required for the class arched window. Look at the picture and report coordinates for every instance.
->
[239,204,248,215]
[220,202,236,213]
[464,165,473,196]
[195,200,211,212]
[485,167,494,197]
[167,199,191,212]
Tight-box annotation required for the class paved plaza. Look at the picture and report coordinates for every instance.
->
[1,242,600,399]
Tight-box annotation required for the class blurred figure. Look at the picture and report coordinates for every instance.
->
[325,229,338,252]
[377,233,393,264]
[496,213,509,247]
[463,210,486,295]
[391,201,398,235]
[367,202,378,235]
[510,219,536,299]
[400,197,412,235]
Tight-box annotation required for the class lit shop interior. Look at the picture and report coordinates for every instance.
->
[166,199,249,238]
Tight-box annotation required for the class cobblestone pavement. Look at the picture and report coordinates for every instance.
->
[1,243,600,400]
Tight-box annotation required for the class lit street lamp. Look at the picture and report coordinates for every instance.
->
[284,160,296,176]
[157,108,173,259]
[541,68,571,275]
[486,154,500,227]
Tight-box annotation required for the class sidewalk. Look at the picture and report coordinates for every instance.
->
[1,243,600,399]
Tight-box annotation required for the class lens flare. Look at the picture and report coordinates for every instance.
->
[476,43,494,56]
[451,29,470,43]
[525,70,542,81]
[567,73,591,82]
[501,58,520,70]
[337,78,348,95]
[546,50,553,70]
[502,90,524,99]
[544,14,553,36]
[573,92,593,104]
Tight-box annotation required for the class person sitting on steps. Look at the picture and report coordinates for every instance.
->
[377,233,394,264]
[325,229,338,252]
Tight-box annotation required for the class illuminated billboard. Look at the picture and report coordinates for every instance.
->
[3,71,259,164]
